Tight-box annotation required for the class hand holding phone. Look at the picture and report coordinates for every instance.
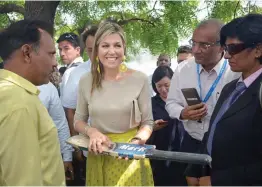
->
[180,88,207,121]
[180,104,207,121]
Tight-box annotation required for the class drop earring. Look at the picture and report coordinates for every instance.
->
[119,55,127,72]
[96,56,100,73]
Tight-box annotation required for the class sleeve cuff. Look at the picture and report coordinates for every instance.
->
[62,152,73,162]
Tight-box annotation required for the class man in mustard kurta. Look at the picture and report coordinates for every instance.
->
[0,20,65,185]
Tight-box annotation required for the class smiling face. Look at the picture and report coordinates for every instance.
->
[97,33,125,70]
[155,76,171,99]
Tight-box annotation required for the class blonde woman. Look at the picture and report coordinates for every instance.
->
[74,22,154,186]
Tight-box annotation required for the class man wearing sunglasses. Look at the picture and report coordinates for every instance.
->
[57,33,84,102]
[166,19,240,186]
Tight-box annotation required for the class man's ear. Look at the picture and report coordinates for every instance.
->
[76,46,81,54]
[255,44,262,59]
[219,45,225,54]
[21,44,33,64]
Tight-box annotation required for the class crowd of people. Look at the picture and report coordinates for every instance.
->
[0,13,262,186]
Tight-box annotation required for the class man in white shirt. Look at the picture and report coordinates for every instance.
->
[61,26,98,185]
[62,26,97,136]
[38,82,74,181]
[166,19,240,185]
[57,33,84,100]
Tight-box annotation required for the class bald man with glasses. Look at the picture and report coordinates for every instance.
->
[166,19,240,186]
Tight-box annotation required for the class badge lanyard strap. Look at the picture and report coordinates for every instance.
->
[197,60,227,103]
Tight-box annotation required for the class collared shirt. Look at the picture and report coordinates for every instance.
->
[166,57,241,141]
[60,56,84,99]
[38,82,74,162]
[61,60,91,158]
[238,67,262,88]
[0,69,65,186]
[62,60,91,109]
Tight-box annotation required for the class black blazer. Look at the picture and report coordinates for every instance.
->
[147,95,176,151]
[200,72,262,185]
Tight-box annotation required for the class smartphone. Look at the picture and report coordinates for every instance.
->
[181,88,201,106]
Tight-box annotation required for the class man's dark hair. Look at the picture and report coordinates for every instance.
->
[82,25,98,44]
[0,19,54,61]
[177,45,192,56]
[220,13,262,63]
[152,66,174,95]
[57,32,80,48]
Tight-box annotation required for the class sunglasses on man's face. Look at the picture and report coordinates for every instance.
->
[224,43,256,56]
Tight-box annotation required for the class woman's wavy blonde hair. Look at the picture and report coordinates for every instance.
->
[91,21,126,92]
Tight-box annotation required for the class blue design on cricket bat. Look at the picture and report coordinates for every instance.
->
[113,143,156,158]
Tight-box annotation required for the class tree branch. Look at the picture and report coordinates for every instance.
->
[6,14,15,24]
[118,18,155,26]
[146,0,157,14]
[0,3,25,15]
[234,0,240,18]
[194,6,208,14]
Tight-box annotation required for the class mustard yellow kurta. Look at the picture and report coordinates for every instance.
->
[86,128,154,186]
[0,69,65,186]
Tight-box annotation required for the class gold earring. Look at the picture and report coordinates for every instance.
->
[122,55,126,62]
[96,56,101,73]
[97,64,101,73]
[119,63,127,72]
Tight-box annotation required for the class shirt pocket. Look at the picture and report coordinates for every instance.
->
[130,99,141,128]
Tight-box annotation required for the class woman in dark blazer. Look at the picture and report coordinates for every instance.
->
[188,13,262,186]
[147,66,186,186]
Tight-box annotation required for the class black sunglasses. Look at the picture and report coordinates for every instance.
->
[224,43,256,56]
[64,34,76,41]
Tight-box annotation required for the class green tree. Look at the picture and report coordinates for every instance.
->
[1,0,262,57]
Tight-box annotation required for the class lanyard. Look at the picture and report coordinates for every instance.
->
[197,60,227,103]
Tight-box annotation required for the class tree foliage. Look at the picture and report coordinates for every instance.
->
[1,0,262,57]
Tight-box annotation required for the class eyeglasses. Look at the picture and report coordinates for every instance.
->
[189,39,220,51]
[224,43,256,56]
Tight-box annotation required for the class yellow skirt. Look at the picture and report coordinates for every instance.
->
[86,128,154,186]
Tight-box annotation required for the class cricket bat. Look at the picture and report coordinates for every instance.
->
[66,135,212,167]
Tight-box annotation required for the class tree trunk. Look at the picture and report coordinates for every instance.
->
[24,1,60,26]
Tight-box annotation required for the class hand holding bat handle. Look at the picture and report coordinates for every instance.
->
[67,135,212,167]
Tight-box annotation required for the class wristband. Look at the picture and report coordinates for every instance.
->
[130,137,142,142]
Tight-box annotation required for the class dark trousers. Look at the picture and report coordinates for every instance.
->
[66,153,86,186]
[179,131,202,178]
